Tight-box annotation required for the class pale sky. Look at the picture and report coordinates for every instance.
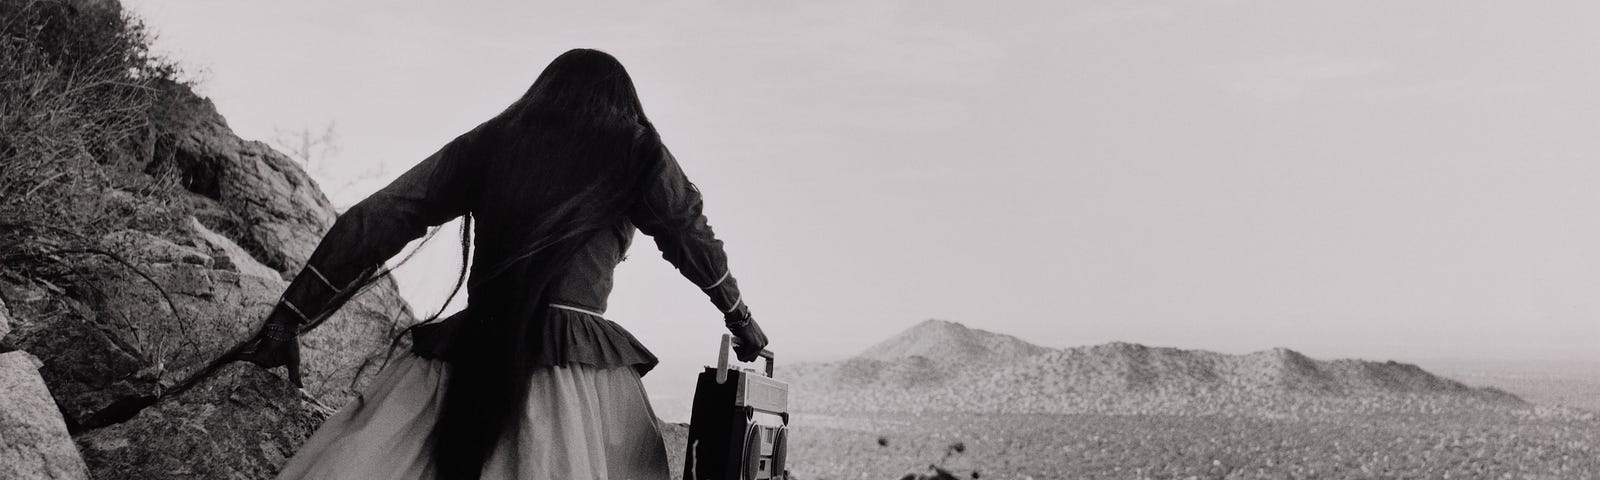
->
[124,1,1598,408]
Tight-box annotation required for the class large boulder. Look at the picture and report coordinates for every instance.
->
[75,363,331,480]
[0,77,416,434]
[0,1,415,477]
[0,16,416,479]
[148,81,419,410]
[0,273,162,431]
[2,216,408,431]
[153,86,340,276]
[0,350,90,480]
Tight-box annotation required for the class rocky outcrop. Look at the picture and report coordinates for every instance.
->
[75,363,331,480]
[0,1,417,475]
[152,89,341,276]
[1,216,409,430]
[151,82,418,407]
[0,97,415,474]
[0,351,90,480]
[0,91,414,476]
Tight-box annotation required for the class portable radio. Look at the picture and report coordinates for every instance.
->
[684,334,789,480]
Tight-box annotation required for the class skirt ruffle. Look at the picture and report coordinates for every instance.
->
[409,307,660,376]
[536,307,660,375]
[275,353,670,480]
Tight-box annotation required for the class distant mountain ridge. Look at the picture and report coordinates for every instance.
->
[782,319,1523,416]
[857,319,1050,363]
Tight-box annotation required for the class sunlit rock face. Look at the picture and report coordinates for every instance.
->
[0,1,417,477]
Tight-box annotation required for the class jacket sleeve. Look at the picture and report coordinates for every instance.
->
[263,126,485,334]
[628,145,752,324]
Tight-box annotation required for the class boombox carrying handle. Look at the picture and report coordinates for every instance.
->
[716,333,775,383]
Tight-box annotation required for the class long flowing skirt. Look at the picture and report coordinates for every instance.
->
[275,353,670,479]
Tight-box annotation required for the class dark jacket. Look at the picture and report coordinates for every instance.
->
[263,126,747,376]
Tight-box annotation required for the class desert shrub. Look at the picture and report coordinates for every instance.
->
[0,0,188,241]
[0,0,199,314]
[0,0,202,366]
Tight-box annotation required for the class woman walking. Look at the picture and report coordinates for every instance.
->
[237,48,769,480]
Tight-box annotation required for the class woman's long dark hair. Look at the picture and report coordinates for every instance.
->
[417,48,666,479]
[286,49,664,479]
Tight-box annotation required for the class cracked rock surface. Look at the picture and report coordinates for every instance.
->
[0,2,416,476]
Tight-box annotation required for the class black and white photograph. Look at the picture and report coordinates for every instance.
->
[1,1,1596,479]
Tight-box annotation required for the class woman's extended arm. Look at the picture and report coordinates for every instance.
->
[628,144,768,361]
[240,126,485,384]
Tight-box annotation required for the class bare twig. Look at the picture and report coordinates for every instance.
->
[20,171,65,199]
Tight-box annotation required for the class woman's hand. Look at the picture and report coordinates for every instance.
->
[726,313,768,363]
[236,322,304,388]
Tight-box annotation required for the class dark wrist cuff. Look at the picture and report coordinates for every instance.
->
[723,303,751,327]
[263,298,310,341]
[262,320,298,341]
